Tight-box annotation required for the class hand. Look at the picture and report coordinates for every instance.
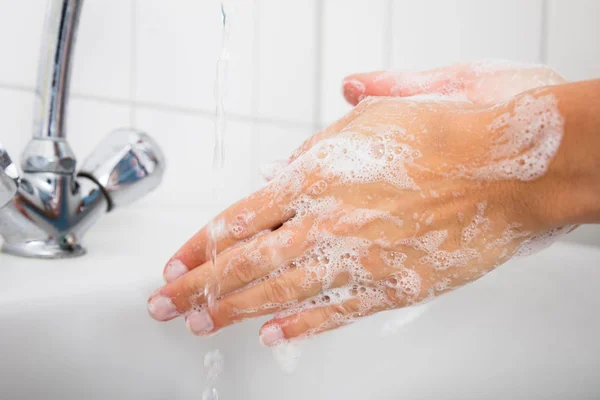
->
[342,60,566,106]
[263,61,567,182]
[148,72,569,346]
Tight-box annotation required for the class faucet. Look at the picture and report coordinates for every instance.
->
[0,0,165,259]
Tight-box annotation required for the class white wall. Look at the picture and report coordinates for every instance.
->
[0,0,599,241]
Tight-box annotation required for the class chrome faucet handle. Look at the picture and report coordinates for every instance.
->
[0,143,19,209]
[0,0,167,259]
[78,128,165,210]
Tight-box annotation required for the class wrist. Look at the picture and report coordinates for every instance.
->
[522,80,600,227]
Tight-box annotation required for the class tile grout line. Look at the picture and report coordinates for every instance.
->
[70,91,132,106]
[0,82,35,94]
[250,0,261,189]
[131,100,316,129]
[251,1,260,119]
[538,0,549,64]
[129,0,138,126]
[313,0,324,132]
[383,0,394,69]
[0,81,313,131]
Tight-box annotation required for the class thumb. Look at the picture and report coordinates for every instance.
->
[342,64,467,105]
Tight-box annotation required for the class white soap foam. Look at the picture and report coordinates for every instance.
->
[485,222,531,252]
[516,225,575,257]
[377,61,562,103]
[384,267,422,301]
[335,208,404,231]
[398,230,448,253]
[299,231,372,290]
[272,341,302,374]
[229,209,256,239]
[460,202,491,246]
[420,248,479,271]
[470,94,564,182]
[269,130,422,200]
[381,250,408,269]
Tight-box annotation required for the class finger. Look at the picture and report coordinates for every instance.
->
[343,72,397,105]
[342,64,468,105]
[184,267,322,336]
[258,295,385,346]
[149,223,310,321]
[163,185,294,282]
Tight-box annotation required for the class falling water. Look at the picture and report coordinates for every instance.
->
[202,3,232,399]
[202,349,224,400]
[205,1,231,311]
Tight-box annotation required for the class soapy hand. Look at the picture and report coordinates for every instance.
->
[148,62,569,346]
[342,60,566,106]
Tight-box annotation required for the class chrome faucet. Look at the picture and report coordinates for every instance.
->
[0,0,165,259]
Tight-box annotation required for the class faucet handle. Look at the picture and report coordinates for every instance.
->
[78,128,165,210]
[0,143,19,209]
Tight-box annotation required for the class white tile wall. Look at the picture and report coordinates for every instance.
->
[135,1,223,112]
[256,0,318,125]
[66,98,131,159]
[0,0,599,243]
[133,107,215,211]
[546,0,600,81]
[134,107,255,212]
[70,0,132,100]
[391,0,543,71]
[136,0,256,116]
[225,0,257,117]
[320,0,388,126]
[0,88,34,154]
[0,0,46,88]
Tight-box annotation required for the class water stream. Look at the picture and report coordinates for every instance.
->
[206,1,231,312]
[202,3,232,399]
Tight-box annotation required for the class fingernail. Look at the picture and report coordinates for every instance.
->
[164,259,188,282]
[186,309,215,336]
[147,295,179,321]
[260,324,285,346]
[343,79,366,102]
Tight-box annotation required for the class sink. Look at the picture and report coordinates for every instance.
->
[1,209,600,400]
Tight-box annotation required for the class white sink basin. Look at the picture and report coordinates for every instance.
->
[1,209,599,400]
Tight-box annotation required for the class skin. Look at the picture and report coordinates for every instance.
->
[148,62,600,346]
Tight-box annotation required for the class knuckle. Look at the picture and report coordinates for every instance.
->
[264,277,292,305]
[318,305,336,322]
[315,306,342,330]
[331,300,361,317]
[182,277,203,299]
[345,300,362,314]
[230,258,256,286]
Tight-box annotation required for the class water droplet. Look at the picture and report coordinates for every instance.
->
[202,388,219,400]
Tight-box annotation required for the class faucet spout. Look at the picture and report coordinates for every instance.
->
[0,0,165,259]
[34,0,82,140]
